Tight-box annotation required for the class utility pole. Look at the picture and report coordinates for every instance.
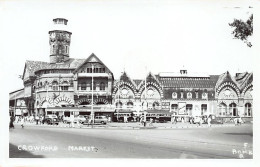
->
[91,64,94,128]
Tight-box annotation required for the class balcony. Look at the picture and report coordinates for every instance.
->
[78,73,109,77]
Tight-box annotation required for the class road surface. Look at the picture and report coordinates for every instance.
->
[9,124,253,158]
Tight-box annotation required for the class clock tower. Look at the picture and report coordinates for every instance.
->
[49,18,72,63]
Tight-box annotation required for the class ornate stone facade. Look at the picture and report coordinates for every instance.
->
[9,18,253,121]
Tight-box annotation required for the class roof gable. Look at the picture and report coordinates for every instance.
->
[119,72,138,88]
[138,72,162,88]
[216,71,237,88]
[73,53,113,74]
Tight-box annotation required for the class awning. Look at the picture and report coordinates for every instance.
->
[115,109,134,113]
[146,110,171,114]
[9,89,24,100]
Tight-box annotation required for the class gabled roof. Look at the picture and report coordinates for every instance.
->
[215,71,237,89]
[119,71,138,88]
[73,53,113,74]
[159,75,219,88]
[138,72,162,88]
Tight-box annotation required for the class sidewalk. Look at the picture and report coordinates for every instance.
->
[13,121,251,129]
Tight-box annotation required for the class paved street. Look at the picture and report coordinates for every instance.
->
[9,123,253,159]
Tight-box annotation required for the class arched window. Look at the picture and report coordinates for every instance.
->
[81,82,86,90]
[100,82,105,91]
[201,104,207,115]
[245,103,252,117]
[61,81,69,91]
[32,86,36,93]
[218,103,227,116]
[186,104,193,115]
[152,102,160,110]
[116,102,123,108]
[229,103,237,116]
[52,81,59,91]
[127,101,134,108]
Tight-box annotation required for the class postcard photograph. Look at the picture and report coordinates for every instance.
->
[0,0,257,164]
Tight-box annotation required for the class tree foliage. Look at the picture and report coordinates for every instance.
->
[229,14,253,47]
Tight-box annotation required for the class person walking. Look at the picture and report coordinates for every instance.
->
[207,115,212,127]
[149,118,153,126]
[20,116,25,128]
[9,116,15,129]
[70,114,75,128]
[35,115,40,125]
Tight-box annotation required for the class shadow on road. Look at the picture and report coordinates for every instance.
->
[224,133,253,137]
[9,143,45,158]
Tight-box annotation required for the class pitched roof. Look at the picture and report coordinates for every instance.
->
[73,53,113,74]
[119,72,138,88]
[23,58,85,78]
[159,75,219,88]
[215,71,237,89]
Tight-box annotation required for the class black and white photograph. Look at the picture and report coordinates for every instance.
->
[0,0,259,166]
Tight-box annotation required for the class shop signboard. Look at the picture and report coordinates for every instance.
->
[178,102,186,115]
[162,102,170,109]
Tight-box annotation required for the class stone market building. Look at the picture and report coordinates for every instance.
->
[9,18,253,122]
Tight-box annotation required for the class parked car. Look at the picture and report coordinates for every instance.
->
[74,115,87,124]
[43,115,59,125]
[190,116,203,125]
[94,116,108,124]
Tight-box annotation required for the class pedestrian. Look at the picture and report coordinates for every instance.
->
[234,117,238,126]
[40,115,44,125]
[108,116,111,123]
[207,115,211,127]
[149,118,153,126]
[238,117,243,125]
[76,117,82,128]
[70,114,75,128]
[140,116,143,126]
[9,116,15,129]
[20,116,25,128]
[15,116,19,123]
[171,116,174,124]
[124,116,128,123]
[35,115,39,125]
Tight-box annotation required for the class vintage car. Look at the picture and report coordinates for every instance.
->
[94,116,108,124]
[43,115,59,125]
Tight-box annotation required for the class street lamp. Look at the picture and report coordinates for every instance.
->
[91,64,94,128]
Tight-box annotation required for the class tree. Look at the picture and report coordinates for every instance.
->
[229,14,253,47]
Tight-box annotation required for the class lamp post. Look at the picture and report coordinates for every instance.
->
[91,64,94,128]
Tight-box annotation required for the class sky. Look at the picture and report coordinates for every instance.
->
[0,0,255,93]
